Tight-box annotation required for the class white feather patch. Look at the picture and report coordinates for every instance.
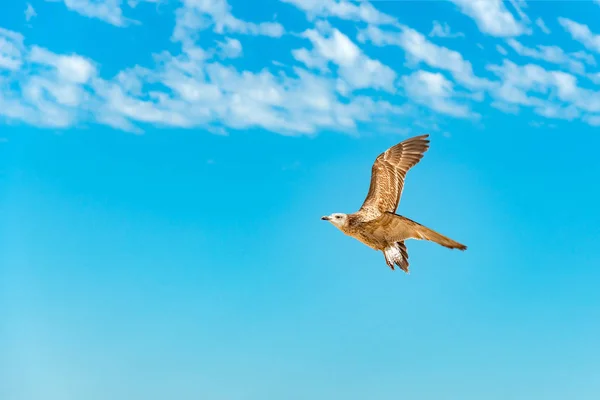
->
[384,245,402,261]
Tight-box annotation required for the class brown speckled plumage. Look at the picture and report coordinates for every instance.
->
[322,134,466,273]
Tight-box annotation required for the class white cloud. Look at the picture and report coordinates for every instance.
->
[281,0,396,25]
[505,38,594,74]
[0,40,99,128]
[9,0,600,134]
[127,50,407,134]
[486,60,600,123]
[507,0,529,23]
[50,0,172,27]
[449,0,527,37]
[529,120,557,129]
[172,0,284,45]
[358,25,491,91]
[535,17,550,34]
[217,37,242,58]
[583,114,600,126]
[429,21,464,38]
[534,103,579,121]
[29,46,97,83]
[490,101,519,114]
[588,72,600,84]
[559,17,600,53]
[51,0,128,26]
[571,50,596,66]
[402,70,475,118]
[25,3,37,22]
[0,28,25,71]
[487,61,566,108]
[293,23,397,93]
[0,27,410,135]
[127,0,160,7]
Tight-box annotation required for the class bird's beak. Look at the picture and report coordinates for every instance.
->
[321,216,330,221]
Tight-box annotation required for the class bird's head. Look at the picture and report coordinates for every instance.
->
[321,213,348,229]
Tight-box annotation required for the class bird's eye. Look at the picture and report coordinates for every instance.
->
[336,215,341,219]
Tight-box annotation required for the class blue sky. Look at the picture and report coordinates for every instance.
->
[2,0,600,399]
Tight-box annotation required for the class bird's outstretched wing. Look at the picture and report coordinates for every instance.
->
[358,134,430,219]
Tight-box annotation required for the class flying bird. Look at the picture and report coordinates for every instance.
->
[321,134,466,273]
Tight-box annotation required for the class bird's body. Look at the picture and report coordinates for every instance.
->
[322,134,466,273]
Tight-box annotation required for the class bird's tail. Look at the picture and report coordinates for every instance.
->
[414,224,467,251]
[384,241,410,273]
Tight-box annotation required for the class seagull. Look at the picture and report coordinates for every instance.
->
[321,134,466,273]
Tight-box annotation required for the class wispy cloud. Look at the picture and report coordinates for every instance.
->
[487,59,600,122]
[0,28,98,127]
[281,0,397,25]
[0,25,409,134]
[507,0,530,24]
[429,21,464,39]
[0,28,25,71]
[448,0,527,37]
[535,17,550,34]
[52,0,129,26]
[358,25,491,91]
[25,3,37,22]
[588,72,600,84]
[505,38,594,74]
[293,22,397,93]
[402,70,476,118]
[217,37,242,59]
[5,0,600,135]
[50,0,168,27]
[172,0,284,45]
[559,17,600,53]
